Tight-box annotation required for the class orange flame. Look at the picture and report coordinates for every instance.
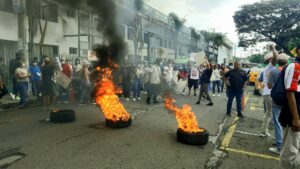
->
[95,68,130,122]
[165,97,203,133]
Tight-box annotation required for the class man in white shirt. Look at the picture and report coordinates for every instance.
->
[188,63,200,96]
[260,45,278,137]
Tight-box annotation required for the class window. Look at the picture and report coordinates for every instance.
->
[41,3,58,22]
[144,32,149,44]
[66,8,76,18]
[0,0,13,13]
[164,39,168,48]
[69,47,77,54]
[127,27,134,40]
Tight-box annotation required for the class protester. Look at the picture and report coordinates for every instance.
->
[260,45,278,137]
[15,61,30,108]
[146,59,161,104]
[211,64,221,97]
[29,57,41,99]
[41,57,58,112]
[132,64,144,101]
[59,58,73,103]
[9,53,23,100]
[163,60,174,87]
[0,57,8,102]
[224,61,248,117]
[267,53,289,155]
[79,60,91,105]
[188,63,200,96]
[279,45,300,168]
[196,58,213,106]
[122,63,133,101]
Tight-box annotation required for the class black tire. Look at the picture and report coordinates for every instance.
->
[105,118,132,128]
[50,109,76,123]
[177,128,209,145]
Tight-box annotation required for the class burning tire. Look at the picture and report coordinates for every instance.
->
[105,118,132,128]
[50,109,76,123]
[177,128,209,145]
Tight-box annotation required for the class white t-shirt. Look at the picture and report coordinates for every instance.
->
[149,65,161,84]
[211,69,221,81]
[262,63,275,95]
[190,67,199,80]
[15,68,29,82]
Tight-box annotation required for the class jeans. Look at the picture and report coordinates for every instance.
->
[272,106,283,149]
[59,85,69,102]
[12,77,18,96]
[31,80,39,96]
[221,80,225,93]
[122,82,132,98]
[261,95,272,134]
[16,82,28,106]
[227,89,243,114]
[213,80,221,94]
[133,79,142,99]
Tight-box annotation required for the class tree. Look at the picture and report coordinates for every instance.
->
[169,13,186,59]
[190,27,201,52]
[133,0,144,63]
[233,0,300,54]
[200,30,226,61]
[247,54,264,64]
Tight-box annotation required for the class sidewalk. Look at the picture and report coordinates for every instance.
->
[0,94,37,110]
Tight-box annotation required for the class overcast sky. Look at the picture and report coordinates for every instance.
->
[145,0,259,45]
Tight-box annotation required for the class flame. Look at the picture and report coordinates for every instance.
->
[95,67,130,122]
[165,97,203,133]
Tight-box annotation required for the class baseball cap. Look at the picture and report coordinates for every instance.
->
[277,53,289,61]
[264,52,273,61]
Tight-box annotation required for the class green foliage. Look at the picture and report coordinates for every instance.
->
[191,27,201,41]
[200,30,226,47]
[247,54,264,64]
[233,0,300,54]
[169,13,186,32]
[134,0,144,11]
[288,37,300,51]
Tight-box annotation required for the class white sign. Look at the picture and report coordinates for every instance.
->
[55,72,71,89]
[190,51,206,65]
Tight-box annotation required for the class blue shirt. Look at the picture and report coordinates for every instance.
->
[29,65,41,81]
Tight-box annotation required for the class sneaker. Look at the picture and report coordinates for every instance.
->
[212,94,216,97]
[195,101,200,105]
[125,98,130,101]
[226,113,232,117]
[194,93,197,96]
[269,147,280,155]
[10,93,15,100]
[15,96,21,100]
[207,103,214,106]
[133,98,136,101]
[182,92,185,95]
[78,103,86,106]
[63,101,69,104]
[260,132,271,137]
[237,113,244,118]
[217,94,220,97]
[137,97,141,101]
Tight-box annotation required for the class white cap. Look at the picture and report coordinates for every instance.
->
[264,52,273,61]
[278,53,290,61]
[82,60,90,66]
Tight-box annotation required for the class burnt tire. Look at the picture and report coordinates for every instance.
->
[177,128,209,145]
[105,118,132,128]
[50,109,76,123]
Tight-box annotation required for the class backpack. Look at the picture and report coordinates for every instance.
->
[271,67,287,106]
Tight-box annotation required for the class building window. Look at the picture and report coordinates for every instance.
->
[41,3,58,22]
[163,39,168,48]
[66,8,76,18]
[0,0,13,13]
[127,27,134,40]
[69,47,77,54]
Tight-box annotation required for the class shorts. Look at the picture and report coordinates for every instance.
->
[188,79,199,89]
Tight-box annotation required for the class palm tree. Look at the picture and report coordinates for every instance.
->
[190,27,201,52]
[133,0,144,63]
[169,13,186,59]
[200,30,226,61]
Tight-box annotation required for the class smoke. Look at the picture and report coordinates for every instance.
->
[58,0,127,66]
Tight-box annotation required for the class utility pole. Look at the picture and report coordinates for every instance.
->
[13,0,28,66]
[78,8,81,58]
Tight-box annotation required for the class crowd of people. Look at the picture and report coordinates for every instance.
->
[0,44,299,168]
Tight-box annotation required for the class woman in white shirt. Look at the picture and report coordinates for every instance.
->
[211,64,221,97]
[15,61,30,108]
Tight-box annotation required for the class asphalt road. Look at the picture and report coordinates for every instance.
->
[0,87,280,169]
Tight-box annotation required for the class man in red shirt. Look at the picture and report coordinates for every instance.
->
[279,45,300,168]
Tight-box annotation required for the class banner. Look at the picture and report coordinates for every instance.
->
[55,71,71,89]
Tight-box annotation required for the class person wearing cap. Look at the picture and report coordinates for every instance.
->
[279,45,300,168]
[260,44,278,137]
[59,58,73,104]
[267,52,289,155]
